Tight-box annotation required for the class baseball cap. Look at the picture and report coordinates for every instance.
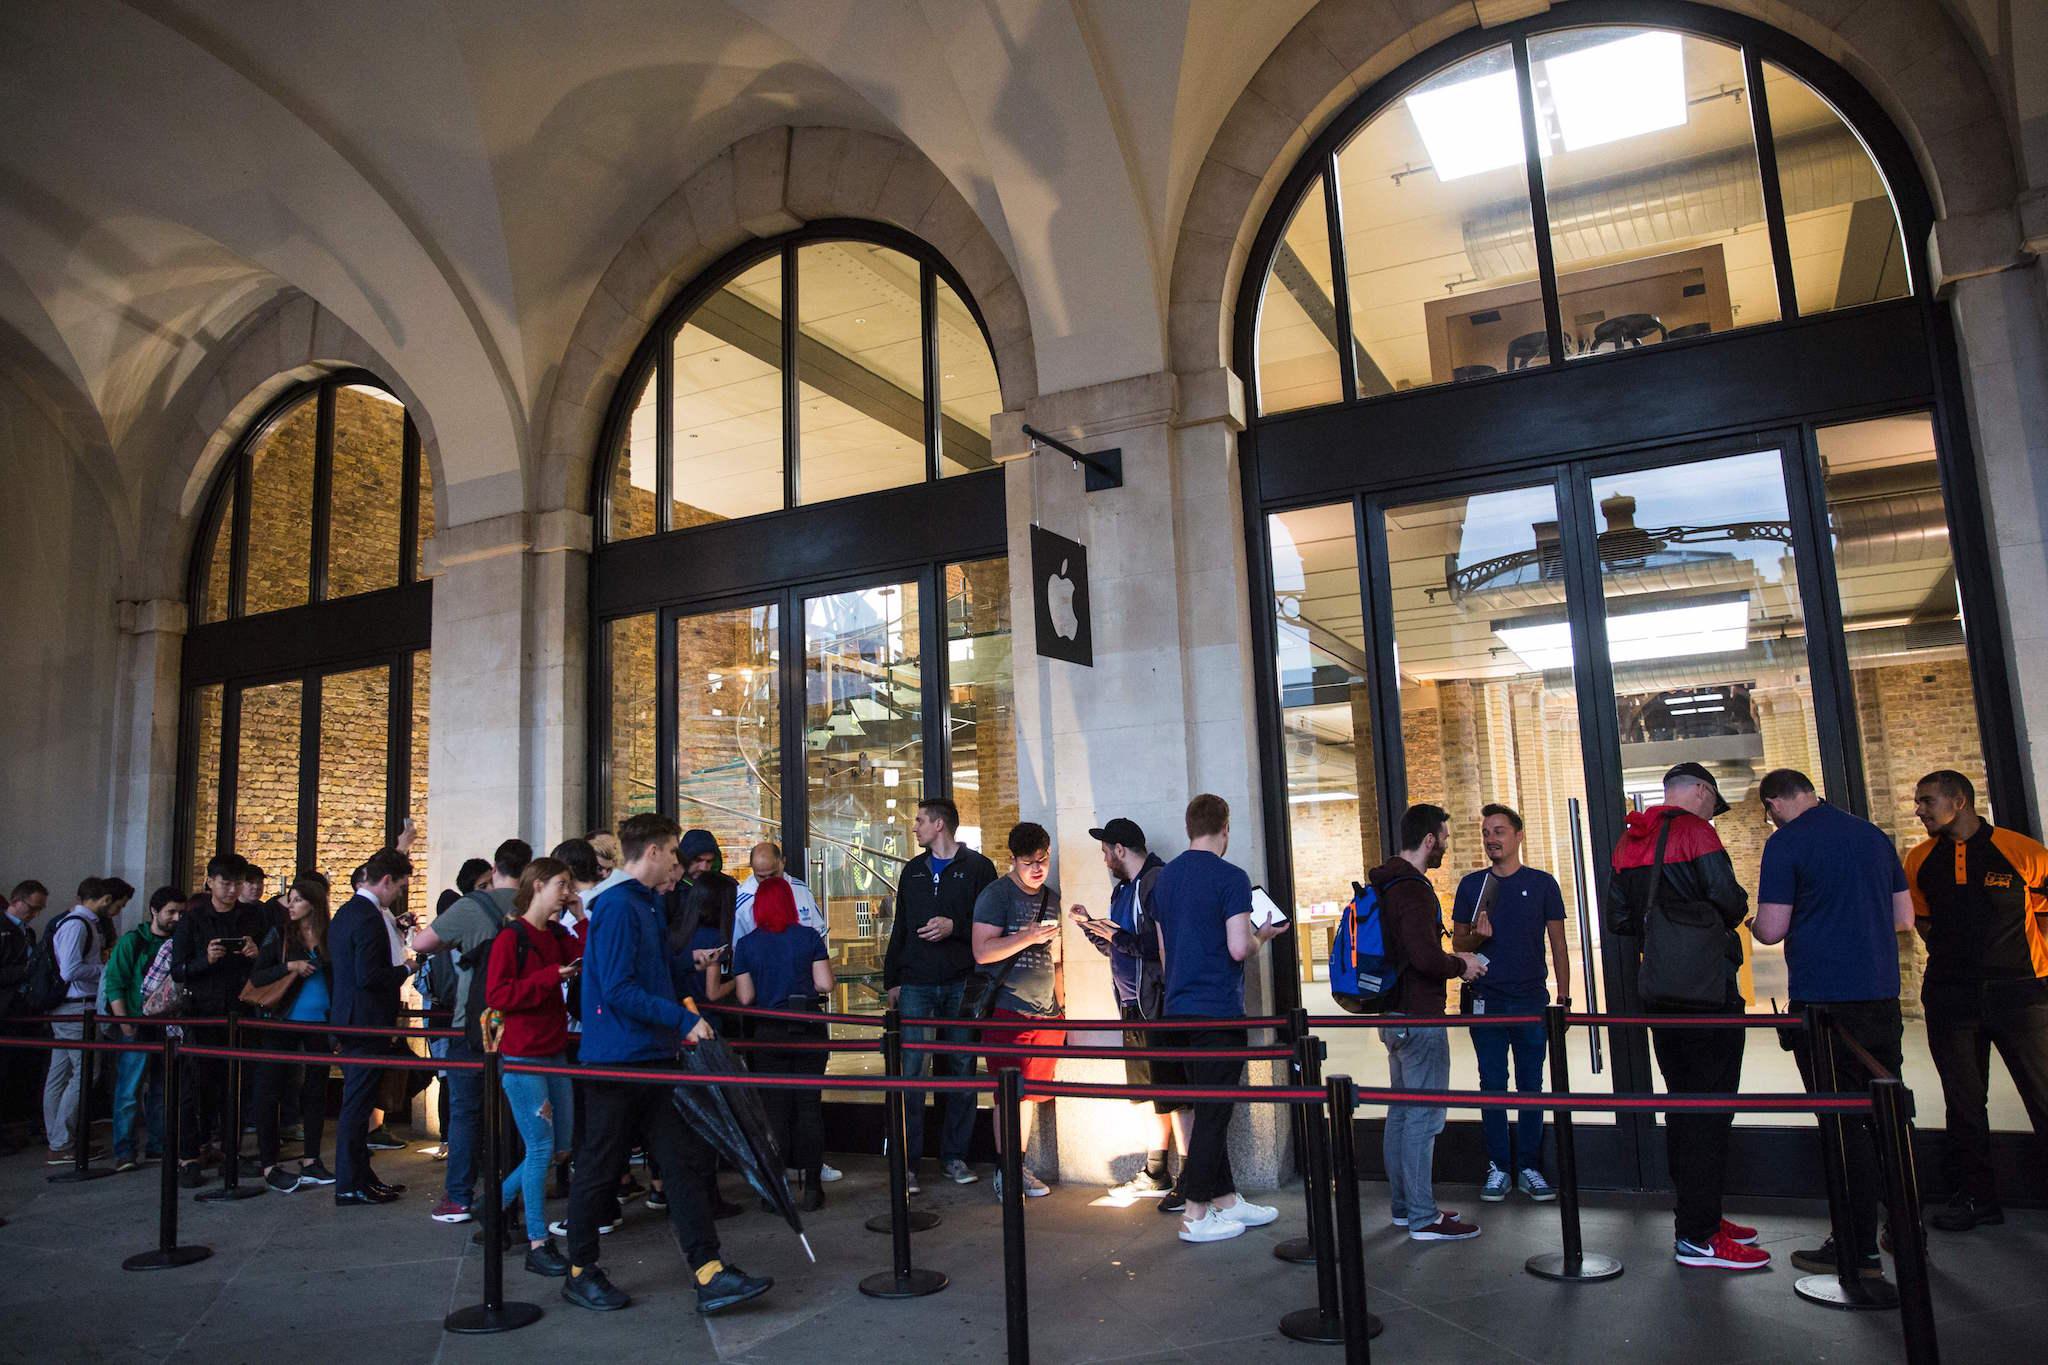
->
[1088,817,1146,850]
[1663,762,1730,817]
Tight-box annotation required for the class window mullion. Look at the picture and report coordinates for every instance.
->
[922,262,941,482]
[655,344,675,535]
[310,382,336,604]
[783,244,800,509]
[1322,156,1360,404]
[1512,40,1568,368]
[1745,47,1801,324]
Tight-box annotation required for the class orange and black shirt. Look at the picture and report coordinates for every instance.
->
[1905,822,2048,987]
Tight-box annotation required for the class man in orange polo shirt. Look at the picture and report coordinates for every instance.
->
[1906,769,2048,1232]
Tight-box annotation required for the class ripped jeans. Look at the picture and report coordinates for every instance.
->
[500,1054,575,1243]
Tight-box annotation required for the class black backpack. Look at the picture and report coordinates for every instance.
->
[463,918,574,1051]
[22,910,95,1016]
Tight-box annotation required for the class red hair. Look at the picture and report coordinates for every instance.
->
[753,876,797,934]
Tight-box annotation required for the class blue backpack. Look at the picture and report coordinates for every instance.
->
[1329,882,1398,1014]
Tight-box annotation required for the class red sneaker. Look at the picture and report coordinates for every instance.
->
[1676,1230,1771,1270]
[1719,1217,1759,1245]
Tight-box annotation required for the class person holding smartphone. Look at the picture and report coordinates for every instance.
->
[972,822,1068,1202]
[170,853,268,1189]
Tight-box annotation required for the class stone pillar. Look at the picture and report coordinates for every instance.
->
[109,599,186,914]
[998,368,1285,1190]
[529,510,590,855]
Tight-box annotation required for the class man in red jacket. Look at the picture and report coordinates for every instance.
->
[1606,762,1767,1271]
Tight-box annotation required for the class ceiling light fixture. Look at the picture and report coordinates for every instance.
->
[1404,66,1526,180]
[1492,594,1748,671]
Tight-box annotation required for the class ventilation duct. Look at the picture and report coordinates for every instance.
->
[1591,620,1963,694]
[1461,125,1888,278]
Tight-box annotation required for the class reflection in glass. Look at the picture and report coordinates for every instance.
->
[244,398,318,614]
[608,369,658,542]
[201,475,234,624]
[410,650,431,887]
[607,615,658,825]
[796,243,928,504]
[945,559,1016,852]
[1764,63,1908,313]
[806,581,923,1014]
[672,257,785,526]
[675,604,782,855]
[316,666,390,881]
[1334,46,1544,393]
[1257,173,1344,413]
[188,685,223,888]
[327,385,406,599]
[235,681,303,882]
[935,276,998,477]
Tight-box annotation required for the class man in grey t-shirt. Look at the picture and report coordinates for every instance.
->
[970,822,1066,1199]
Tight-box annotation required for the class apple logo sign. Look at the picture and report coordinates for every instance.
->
[1047,559,1079,640]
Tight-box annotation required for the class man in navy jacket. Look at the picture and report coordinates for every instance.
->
[331,847,414,1205]
[561,812,773,1317]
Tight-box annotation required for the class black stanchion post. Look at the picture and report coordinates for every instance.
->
[998,1066,1029,1365]
[1526,1005,1621,1282]
[1280,1032,1345,1346]
[861,1010,947,1298]
[197,1011,262,1202]
[1794,1007,1897,1311]
[1871,1078,1938,1364]
[50,1008,114,1184]
[1275,1006,1320,1265]
[1324,1075,1381,1359]
[123,1033,211,1270]
[445,1052,541,1333]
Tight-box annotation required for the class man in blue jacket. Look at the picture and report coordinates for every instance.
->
[561,812,773,1316]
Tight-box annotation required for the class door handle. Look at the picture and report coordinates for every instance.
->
[1567,797,1604,1075]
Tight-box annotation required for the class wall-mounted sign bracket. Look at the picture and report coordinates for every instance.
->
[1022,423,1123,493]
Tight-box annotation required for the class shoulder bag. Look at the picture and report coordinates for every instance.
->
[962,888,1051,1020]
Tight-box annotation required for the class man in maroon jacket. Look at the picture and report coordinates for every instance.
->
[1606,762,1768,1271]
[1369,803,1487,1242]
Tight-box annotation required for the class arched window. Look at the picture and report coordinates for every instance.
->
[180,372,434,892]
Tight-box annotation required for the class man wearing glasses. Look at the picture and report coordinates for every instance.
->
[972,822,1067,1201]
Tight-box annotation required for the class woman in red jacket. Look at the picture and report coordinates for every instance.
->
[485,856,583,1277]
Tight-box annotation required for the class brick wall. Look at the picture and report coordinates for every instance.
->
[244,399,317,614]
[609,613,660,819]
[327,386,405,598]
[233,680,302,887]
[314,666,390,883]
[674,606,781,855]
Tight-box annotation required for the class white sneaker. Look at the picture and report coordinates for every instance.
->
[819,1163,843,1183]
[1215,1198,1279,1227]
[1179,1209,1247,1243]
[941,1158,977,1185]
[1481,1164,1510,1202]
[548,1217,619,1237]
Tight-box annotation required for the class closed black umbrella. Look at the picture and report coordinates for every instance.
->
[671,1033,814,1261]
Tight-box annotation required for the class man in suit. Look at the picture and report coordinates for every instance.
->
[0,881,49,1150]
[331,847,414,1205]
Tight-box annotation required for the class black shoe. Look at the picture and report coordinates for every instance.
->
[1789,1237,1883,1276]
[798,1173,826,1213]
[526,1238,572,1278]
[1931,1195,2002,1232]
[1156,1187,1186,1215]
[617,1176,646,1202]
[365,1127,404,1151]
[335,1189,394,1207]
[265,1167,304,1195]
[711,1196,744,1220]
[695,1263,772,1315]
[645,1188,668,1212]
[296,1159,337,1186]
[562,1266,629,1311]
[368,1180,406,1199]
[177,1163,207,1190]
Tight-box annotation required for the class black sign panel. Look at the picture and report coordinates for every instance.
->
[1030,524,1092,667]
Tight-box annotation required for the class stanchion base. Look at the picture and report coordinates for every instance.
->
[1793,1273,1898,1311]
[443,1300,544,1334]
[1272,1236,1316,1265]
[48,1168,118,1184]
[194,1184,266,1202]
[122,1245,212,1271]
[1526,1250,1624,1282]
[864,1209,941,1233]
[858,1266,949,1299]
[1277,1306,1346,1344]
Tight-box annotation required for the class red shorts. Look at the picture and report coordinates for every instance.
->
[982,1008,1066,1083]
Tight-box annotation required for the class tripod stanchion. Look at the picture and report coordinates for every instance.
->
[1325,1075,1382,1359]
[1526,1005,1621,1282]
[1275,1006,1320,1265]
[860,1012,947,1298]
[49,1009,114,1184]
[997,1066,1029,1365]
[123,1034,211,1270]
[866,1009,939,1236]
[196,1012,262,1202]
[445,1052,542,1333]
[1279,1034,1345,1345]
[1795,1008,1896,1311]
[1871,1078,1938,1364]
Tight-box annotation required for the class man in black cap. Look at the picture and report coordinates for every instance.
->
[1606,762,1767,1270]
[1073,818,1188,1206]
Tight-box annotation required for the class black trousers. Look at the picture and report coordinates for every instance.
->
[1649,1003,1746,1245]
[335,1038,390,1195]
[1788,999,1903,1256]
[177,1021,235,1162]
[567,1063,719,1271]
[253,1030,332,1168]
[1173,1027,1246,1204]
[752,1012,827,1173]
[1924,986,2048,1202]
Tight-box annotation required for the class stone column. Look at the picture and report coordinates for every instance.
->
[529,510,590,855]
[109,599,186,911]
[998,367,1286,1190]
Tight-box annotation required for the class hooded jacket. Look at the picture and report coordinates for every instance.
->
[1087,852,1166,1010]
[1367,857,1465,1015]
[1606,804,1749,999]
[884,845,998,989]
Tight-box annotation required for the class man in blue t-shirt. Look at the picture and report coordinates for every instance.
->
[1451,803,1568,1203]
[1751,768,1913,1279]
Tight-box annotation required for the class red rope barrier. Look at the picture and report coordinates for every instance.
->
[1570,1013,1804,1028]
[903,1040,1292,1061]
[1306,1014,1546,1029]
[699,1001,882,1027]
[1024,1079,1326,1104]
[1343,1086,1872,1114]
[901,1015,1288,1032]
[725,1038,882,1053]
[180,1043,473,1073]
[507,1058,992,1093]
[0,1035,159,1057]
[5,1014,231,1029]
[243,1017,460,1041]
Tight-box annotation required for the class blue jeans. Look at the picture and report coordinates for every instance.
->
[1380,1022,1450,1228]
[443,1037,484,1206]
[1471,991,1548,1173]
[501,1055,573,1243]
[111,1043,164,1162]
[896,980,976,1165]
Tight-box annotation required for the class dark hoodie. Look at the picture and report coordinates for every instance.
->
[665,828,736,1002]
[1367,857,1466,1015]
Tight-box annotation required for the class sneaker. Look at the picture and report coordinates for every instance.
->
[1410,1213,1482,1242]
[177,1162,207,1189]
[1157,1188,1186,1215]
[1215,1198,1278,1227]
[1112,1169,1172,1198]
[265,1167,305,1195]
[562,1266,629,1312]
[645,1187,668,1212]
[905,1169,921,1196]
[1517,1169,1557,1202]
[1930,1194,2003,1232]
[1789,1237,1883,1277]
[695,1263,773,1315]
[819,1163,843,1183]
[525,1238,571,1278]
[1719,1217,1759,1245]
[365,1127,404,1151]
[113,1157,141,1174]
[941,1158,978,1185]
[1179,1209,1247,1243]
[1390,1210,1408,1228]
[296,1160,337,1186]
[617,1176,646,1203]
[1674,1230,1771,1270]
[430,1198,473,1224]
[1019,1166,1050,1197]
[46,1145,103,1165]
[1480,1164,1510,1202]
[548,1217,621,1238]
